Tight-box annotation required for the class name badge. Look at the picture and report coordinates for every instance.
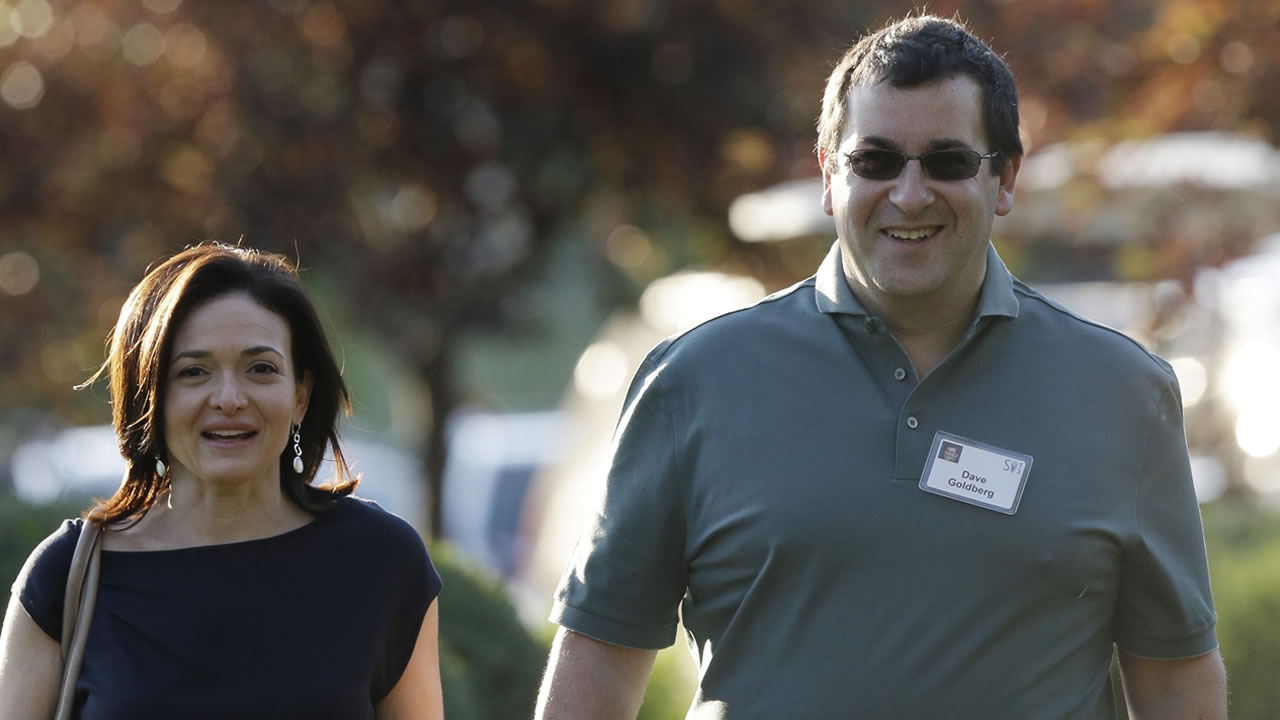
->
[919,431,1033,514]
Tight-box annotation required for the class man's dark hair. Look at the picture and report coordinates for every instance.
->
[817,14,1023,174]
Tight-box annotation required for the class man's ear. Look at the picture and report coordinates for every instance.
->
[819,149,835,217]
[994,153,1021,217]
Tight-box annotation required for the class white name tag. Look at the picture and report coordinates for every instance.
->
[919,431,1033,514]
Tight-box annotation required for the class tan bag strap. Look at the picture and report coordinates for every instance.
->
[55,521,103,720]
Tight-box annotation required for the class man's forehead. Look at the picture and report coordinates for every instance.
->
[839,76,986,149]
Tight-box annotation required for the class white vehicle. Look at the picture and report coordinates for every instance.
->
[9,424,429,533]
[1208,234,1280,495]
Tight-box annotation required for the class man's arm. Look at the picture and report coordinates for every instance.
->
[1118,648,1227,720]
[534,627,657,720]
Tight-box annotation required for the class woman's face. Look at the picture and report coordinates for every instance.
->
[162,292,310,489]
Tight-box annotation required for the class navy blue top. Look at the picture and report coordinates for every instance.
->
[14,496,440,720]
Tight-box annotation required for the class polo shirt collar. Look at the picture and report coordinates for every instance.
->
[814,241,1020,320]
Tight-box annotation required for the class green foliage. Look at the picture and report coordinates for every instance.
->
[432,543,548,720]
[1201,501,1280,720]
[0,493,86,619]
[638,644,697,720]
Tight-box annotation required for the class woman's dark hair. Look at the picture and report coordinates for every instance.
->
[83,243,357,524]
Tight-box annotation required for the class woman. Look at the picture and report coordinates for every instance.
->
[0,244,443,719]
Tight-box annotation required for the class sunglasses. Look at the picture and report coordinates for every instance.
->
[844,148,1000,181]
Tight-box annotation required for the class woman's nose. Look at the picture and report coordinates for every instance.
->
[210,374,247,411]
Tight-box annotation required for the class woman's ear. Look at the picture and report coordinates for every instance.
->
[294,370,313,425]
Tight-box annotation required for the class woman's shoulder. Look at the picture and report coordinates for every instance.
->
[323,496,440,597]
[15,518,84,586]
[11,518,85,639]
[325,495,426,550]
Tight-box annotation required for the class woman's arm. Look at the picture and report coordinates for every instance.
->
[0,594,61,720]
[376,599,443,720]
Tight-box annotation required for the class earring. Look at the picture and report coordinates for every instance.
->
[292,425,304,474]
[155,457,167,477]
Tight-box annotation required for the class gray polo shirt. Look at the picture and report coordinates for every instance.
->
[552,242,1217,719]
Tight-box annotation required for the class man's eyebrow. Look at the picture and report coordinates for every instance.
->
[850,137,977,152]
[170,346,285,363]
[853,136,901,151]
[924,138,976,152]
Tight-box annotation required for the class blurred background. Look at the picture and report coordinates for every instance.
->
[2,0,1279,717]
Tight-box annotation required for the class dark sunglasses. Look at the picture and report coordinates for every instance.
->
[844,148,1000,181]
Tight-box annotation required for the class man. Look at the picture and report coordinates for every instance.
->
[536,15,1226,719]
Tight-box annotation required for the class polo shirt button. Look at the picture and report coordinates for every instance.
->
[894,368,907,381]
[906,416,919,429]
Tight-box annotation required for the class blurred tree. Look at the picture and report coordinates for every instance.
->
[2,0,1278,532]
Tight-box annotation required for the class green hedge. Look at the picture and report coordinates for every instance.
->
[0,492,85,613]
[431,543,547,719]
[1201,501,1280,720]
[638,645,696,720]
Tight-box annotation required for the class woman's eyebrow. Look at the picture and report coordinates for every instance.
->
[170,346,284,363]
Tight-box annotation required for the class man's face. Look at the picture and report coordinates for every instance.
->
[822,75,1019,311]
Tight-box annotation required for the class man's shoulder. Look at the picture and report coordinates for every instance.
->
[1011,280,1175,381]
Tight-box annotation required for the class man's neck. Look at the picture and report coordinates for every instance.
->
[852,279,983,379]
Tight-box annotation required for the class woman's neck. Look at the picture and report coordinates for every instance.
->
[106,476,312,550]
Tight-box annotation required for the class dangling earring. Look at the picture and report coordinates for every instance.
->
[292,424,304,474]
[156,455,173,508]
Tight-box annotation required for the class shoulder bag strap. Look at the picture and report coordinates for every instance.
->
[54,521,103,720]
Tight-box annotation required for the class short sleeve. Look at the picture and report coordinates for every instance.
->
[550,357,689,650]
[1114,373,1218,658]
[11,519,81,641]
[370,504,442,701]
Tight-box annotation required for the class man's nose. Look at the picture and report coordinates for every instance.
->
[888,159,935,214]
